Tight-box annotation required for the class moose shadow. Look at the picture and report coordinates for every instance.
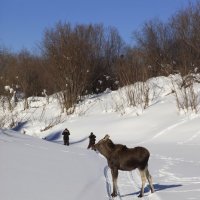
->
[120,183,182,197]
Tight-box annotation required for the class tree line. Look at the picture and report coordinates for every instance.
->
[0,1,200,113]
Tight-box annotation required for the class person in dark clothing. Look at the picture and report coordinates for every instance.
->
[87,132,96,149]
[62,128,70,146]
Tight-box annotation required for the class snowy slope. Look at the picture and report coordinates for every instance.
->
[1,76,200,200]
[0,129,107,200]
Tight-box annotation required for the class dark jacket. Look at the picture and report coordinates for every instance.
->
[62,129,70,139]
[87,133,96,149]
[89,133,96,142]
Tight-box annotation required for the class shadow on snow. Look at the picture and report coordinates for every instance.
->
[69,136,89,145]
[120,183,182,197]
[44,131,61,141]
[44,131,89,146]
[12,121,28,132]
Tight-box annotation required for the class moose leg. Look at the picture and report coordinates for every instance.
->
[138,169,146,198]
[111,168,118,197]
[145,167,155,193]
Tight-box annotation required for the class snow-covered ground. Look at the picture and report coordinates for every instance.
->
[1,76,200,200]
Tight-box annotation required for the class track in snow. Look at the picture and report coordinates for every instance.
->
[104,166,161,200]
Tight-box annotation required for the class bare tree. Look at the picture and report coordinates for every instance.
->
[42,23,93,113]
[171,73,200,114]
[41,22,124,113]
[170,1,200,74]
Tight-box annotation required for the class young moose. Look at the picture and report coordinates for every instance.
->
[93,135,154,198]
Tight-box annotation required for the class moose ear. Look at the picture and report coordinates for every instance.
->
[103,134,110,140]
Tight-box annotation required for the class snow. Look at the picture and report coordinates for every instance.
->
[1,76,200,200]
[0,130,106,200]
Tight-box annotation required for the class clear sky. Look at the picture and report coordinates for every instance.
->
[0,0,196,53]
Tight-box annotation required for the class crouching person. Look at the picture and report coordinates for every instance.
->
[62,128,70,146]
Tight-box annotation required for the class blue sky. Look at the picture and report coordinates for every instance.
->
[0,0,196,53]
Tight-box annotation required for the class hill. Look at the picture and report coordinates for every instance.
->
[1,75,200,200]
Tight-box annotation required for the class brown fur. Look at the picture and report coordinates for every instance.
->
[93,135,155,197]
